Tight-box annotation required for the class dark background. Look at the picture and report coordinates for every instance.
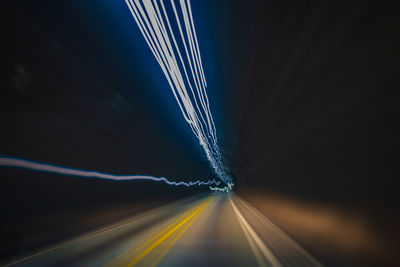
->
[218,0,400,210]
[1,0,399,264]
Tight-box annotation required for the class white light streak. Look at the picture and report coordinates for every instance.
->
[125,0,231,184]
[209,182,234,193]
[0,156,220,187]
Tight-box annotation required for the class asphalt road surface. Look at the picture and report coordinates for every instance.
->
[5,193,322,267]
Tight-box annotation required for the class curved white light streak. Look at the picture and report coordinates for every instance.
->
[0,156,220,187]
[125,0,231,184]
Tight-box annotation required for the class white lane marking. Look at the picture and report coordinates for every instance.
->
[229,197,282,267]
[236,197,323,267]
[235,207,268,267]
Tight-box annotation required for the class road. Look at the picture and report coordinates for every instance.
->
[5,193,322,267]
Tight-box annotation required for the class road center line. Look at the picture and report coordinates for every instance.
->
[128,197,214,266]
[106,196,214,267]
[150,200,209,267]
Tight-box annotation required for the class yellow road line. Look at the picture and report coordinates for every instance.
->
[128,197,213,266]
[126,205,195,255]
[150,204,206,267]
[106,200,202,267]
[106,196,214,267]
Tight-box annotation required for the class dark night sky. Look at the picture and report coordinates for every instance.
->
[1,0,399,213]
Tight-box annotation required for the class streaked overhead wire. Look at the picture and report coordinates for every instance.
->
[125,0,231,184]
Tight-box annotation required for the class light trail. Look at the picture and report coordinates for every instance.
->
[229,197,282,267]
[125,0,231,184]
[0,156,220,187]
[209,182,234,193]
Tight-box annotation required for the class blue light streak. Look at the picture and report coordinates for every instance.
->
[0,156,220,187]
[125,0,231,184]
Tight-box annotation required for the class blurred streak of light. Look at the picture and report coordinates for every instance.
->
[114,196,214,266]
[124,0,231,184]
[236,197,323,266]
[0,156,220,187]
[209,182,234,193]
[229,197,282,267]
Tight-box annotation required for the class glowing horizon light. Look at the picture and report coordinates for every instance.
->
[0,156,220,187]
[125,0,231,184]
